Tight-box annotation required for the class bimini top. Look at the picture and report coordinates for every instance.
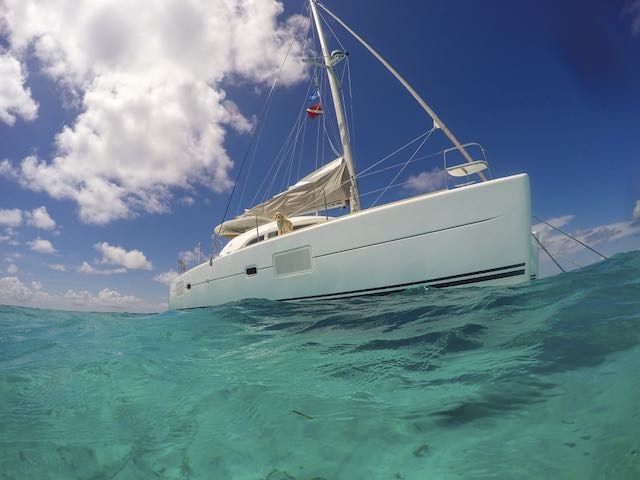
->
[214,157,351,238]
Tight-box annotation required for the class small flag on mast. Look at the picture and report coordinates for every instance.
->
[306,88,322,119]
[309,89,320,102]
[306,102,323,119]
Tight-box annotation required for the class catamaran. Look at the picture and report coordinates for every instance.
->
[169,0,539,310]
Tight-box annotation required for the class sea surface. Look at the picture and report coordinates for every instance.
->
[1,251,640,479]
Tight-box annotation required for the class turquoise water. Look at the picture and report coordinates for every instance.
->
[1,252,640,479]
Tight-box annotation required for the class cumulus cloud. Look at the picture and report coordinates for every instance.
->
[534,214,640,256]
[532,215,575,235]
[0,206,57,233]
[0,276,164,312]
[25,206,57,230]
[78,261,126,275]
[153,270,179,286]
[0,227,20,245]
[404,167,445,193]
[628,0,640,35]
[179,246,208,267]
[27,237,57,254]
[0,52,38,125]
[1,0,309,224]
[94,242,152,270]
[48,263,66,272]
[0,159,12,174]
[0,208,23,227]
[6,263,18,274]
[633,200,640,220]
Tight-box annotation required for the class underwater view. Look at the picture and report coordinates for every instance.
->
[1,251,639,479]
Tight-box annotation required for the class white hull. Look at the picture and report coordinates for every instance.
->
[169,174,535,310]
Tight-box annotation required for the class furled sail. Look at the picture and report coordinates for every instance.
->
[215,157,352,238]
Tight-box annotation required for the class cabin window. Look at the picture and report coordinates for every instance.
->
[245,235,264,247]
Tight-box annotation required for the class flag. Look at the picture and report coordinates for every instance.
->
[306,102,322,119]
[308,89,320,102]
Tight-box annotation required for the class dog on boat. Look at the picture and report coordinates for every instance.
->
[274,212,293,235]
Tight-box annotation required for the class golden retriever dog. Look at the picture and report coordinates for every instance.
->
[273,212,293,235]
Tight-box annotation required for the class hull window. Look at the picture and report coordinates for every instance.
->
[246,266,258,276]
[274,246,312,276]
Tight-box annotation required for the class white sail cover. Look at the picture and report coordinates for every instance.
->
[215,157,352,237]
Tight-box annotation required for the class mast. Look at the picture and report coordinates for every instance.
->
[309,0,361,212]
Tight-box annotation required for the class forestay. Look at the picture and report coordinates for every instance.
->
[214,157,352,238]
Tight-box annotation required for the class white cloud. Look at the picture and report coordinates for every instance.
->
[1,0,308,224]
[0,159,14,176]
[0,208,23,227]
[532,215,575,235]
[629,0,640,35]
[94,242,152,270]
[535,214,640,256]
[179,247,207,267]
[28,237,57,254]
[153,270,179,286]
[0,227,20,245]
[633,200,640,220]
[0,52,38,125]
[0,276,164,312]
[6,263,18,274]
[25,206,57,230]
[48,263,66,272]
[404,167,445,193]
[78,261,126,275]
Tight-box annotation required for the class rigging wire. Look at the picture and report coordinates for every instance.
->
[317,7,347,54]
[359,177,444,198]
[556,254,584,269]
[532,233,565,273]
[296,100,309,180]
[250,99,305,205]
[281,76,317,192]
[212,14,303,251]
[319,72,341,157]
[369,127,435,207]
[250,66,318,206]
[356,130,433,178]
[357,150,444,179]
[533,215,608,259]
[317,8,353,160]
[235,8,313,215]
[315,83,321,170]
[346,57,357,166]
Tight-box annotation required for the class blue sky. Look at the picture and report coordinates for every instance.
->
[1,0,640,312]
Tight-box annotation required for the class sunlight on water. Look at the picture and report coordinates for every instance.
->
[1,251,640,479]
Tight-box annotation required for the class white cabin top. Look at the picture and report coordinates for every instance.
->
[218,215,331,256]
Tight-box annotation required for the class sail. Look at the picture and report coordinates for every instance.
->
[215,157,352,237]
